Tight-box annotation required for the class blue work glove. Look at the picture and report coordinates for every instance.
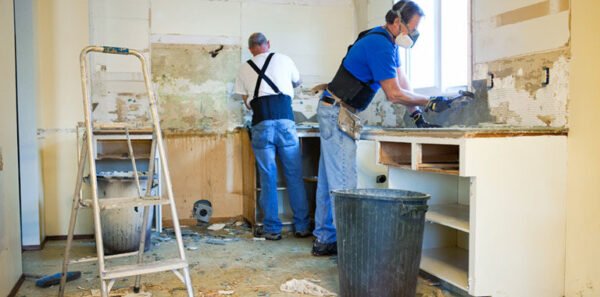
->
[425,96,451,113]
[410,110,441,128]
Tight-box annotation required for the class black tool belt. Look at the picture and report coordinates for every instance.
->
[250,94,294,125]
[320,96,357,114]
[327,64,376,112]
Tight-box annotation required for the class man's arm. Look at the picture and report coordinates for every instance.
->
[396,67,419,114]
[380,75,429,107]
[292,79,303,88]
[289,56,302,89]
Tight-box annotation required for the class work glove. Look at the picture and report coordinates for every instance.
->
[425,96,451,113]
[410,110,441,128]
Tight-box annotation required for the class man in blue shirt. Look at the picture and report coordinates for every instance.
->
[312,0,452,256]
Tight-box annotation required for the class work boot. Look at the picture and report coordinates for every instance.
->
[253,226,282,241]
[294,230,312,238]
[311,240,337,256]
[410,110,441,128]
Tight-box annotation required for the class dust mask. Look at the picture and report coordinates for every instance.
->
[395,33,414,49]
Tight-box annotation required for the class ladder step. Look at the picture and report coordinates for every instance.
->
[102,259,188,280]
[69,251,139,264]
[83,196,170,210]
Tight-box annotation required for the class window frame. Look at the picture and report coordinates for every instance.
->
[396,0,472,96]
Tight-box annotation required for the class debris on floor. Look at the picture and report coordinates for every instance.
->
[18,221,459,297]
[89,288,152,296]
[217,289,235,295]
[207,223,226,231]
[280,278,337,296]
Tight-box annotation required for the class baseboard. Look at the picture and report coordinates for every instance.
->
[7,274,25,297]
[22,235,94,251]
[22,244,42,251]
[45,234,95,241]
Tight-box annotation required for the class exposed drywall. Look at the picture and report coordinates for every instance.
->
[151,0,355,87]
[366,0,392,28]
[91,73,152,126]
[89,0,152,127]
[360,56,569,129]
[565,0,600,296]
[473,0,570,63]
[0,0,23,294]
[36,0,93,236]
[473,48,570,127]
[152,44,243,132]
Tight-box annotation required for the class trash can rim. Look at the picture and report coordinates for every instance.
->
[330,188,430,201]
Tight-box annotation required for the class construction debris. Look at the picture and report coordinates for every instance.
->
[280,279,337,296]
[89,288,152,296]
[207,223,226,231]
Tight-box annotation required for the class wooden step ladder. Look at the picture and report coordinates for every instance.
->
[58,46,194,297]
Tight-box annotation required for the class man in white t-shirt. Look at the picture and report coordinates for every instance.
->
[235,33,310,240]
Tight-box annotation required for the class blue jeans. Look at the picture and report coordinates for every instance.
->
[313,102,357,244]
[251,119,310,234]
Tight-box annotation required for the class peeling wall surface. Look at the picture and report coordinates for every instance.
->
[469,0,571,128]
[474,49,570,127]
[152,44,243,132]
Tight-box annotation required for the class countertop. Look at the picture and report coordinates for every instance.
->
[296,124,568,139]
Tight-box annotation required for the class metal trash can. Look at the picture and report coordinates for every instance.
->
[332,189,430,297]
[97,176,154,254]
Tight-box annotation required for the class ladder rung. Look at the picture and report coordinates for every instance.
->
[83,196,170,210]
[102,259,188,280]
[69,251,139,264]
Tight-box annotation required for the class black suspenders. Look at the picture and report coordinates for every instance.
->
[247,53,280,99]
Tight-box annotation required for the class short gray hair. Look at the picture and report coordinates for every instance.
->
[248,33,268,48]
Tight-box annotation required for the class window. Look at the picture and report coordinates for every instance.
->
[397,0,470,95]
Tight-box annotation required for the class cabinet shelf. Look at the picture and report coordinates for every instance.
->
[426,204,469,233]
[379,142,412,168]
[418,144,460,175]
[421,247,468,291]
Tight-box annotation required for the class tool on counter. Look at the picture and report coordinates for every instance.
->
[59,46,195,297]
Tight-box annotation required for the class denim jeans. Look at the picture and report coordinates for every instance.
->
[313,102,357,244]
[251,119,310,234]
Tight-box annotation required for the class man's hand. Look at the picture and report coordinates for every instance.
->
[410,110,440,128]
[425,96,451,113]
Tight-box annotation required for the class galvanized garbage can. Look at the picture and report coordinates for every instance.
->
[332,189,430,297]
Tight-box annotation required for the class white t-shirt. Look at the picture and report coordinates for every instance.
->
[234,52,300,104]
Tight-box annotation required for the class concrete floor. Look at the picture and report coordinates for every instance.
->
[17,223,458,297]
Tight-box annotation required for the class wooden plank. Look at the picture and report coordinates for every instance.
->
[164,132,245,221]
[361,128,568,140]
[240,130,256,224]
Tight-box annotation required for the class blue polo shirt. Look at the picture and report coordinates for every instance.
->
[343,27,400,92]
